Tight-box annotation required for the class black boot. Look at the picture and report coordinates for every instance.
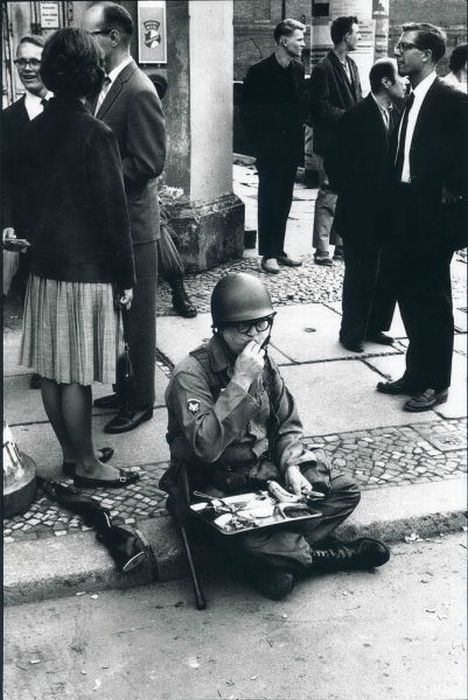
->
[170,277,198,318]
[310,537,390,571]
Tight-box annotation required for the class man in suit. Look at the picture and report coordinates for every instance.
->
[84,2,166,433]
[2,35,51,389]
[328,59,406,352]
[377,23,468,411]
[242,19,305,275]
[308,16,362,266]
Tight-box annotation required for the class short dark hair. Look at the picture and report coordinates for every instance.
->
[41,28,105,99]
[330,16,358,45]
[449,43,468,73]
[99,1,133,44]
[369,59,397,93]
[274,18,305,43]
[402,22,446,63]
[17,35,46,51]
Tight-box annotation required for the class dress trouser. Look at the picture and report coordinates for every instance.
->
[257,158,298,258]
[312,155,342,258]
[122,240,157,409]
[230,470,361,573]
[340,237,396,345]
[389,185,454,392]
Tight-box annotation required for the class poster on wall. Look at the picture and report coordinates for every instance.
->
[138,1,167,64]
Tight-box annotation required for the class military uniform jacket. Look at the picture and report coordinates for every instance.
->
[165,335,317,478]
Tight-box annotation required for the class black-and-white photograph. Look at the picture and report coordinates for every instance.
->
[2,1,467,698]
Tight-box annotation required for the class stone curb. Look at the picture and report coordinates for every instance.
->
[5,477,466,607]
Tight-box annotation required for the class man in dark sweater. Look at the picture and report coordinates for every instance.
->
[242,19,306,275]
[2,35,51,390]
[308,16,362,266]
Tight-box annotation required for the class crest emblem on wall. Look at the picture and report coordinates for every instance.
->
[144,20,161,48]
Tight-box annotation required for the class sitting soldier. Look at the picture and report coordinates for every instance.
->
[160,272,389,600]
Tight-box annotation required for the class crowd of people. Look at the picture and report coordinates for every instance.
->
[2,6,466,600]
[242,17,467,412]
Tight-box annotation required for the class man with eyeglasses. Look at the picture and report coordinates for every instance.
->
[161,272,389,600]
[377,23,468,412]
[83,2,166,434]
[2,35,52,390]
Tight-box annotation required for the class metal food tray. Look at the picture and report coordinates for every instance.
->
[190,491,322,535]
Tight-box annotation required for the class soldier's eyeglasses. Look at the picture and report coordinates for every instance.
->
[394,41,418,52]
[14,58,41,69]
[88,29,112,36]
[234,317,274,335]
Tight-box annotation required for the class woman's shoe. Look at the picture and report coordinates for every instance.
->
[73,468,140,489]
[63,447,114,476]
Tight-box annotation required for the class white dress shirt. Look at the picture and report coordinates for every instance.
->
[24,90,52,120]
[371,92,390,131]
[94,55,133,115]
[398,71,437,183]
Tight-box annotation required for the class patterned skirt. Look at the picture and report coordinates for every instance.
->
[20,275,120,386]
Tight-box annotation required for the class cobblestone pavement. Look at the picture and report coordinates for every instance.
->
[4,418,466,544]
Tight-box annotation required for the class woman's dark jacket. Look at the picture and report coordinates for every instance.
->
[17,96,135,289]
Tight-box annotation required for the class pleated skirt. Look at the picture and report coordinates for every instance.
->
[20,275,119,386]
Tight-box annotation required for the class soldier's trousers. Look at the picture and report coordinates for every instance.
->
[230,470,360,573]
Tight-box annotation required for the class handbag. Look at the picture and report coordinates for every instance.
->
[115,311,135,412]
[157,208,185,280]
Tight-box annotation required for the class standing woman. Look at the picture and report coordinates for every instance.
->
[18,28,138,488]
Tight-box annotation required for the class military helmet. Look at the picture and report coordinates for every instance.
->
[211,272,275,326]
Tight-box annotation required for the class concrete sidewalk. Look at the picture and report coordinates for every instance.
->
[4,164,467,605]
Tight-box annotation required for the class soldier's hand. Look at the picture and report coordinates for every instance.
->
[232,340,266,391]
[285,465,314,497]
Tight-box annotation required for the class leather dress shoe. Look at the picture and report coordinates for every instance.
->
[63,447,114,476]
[340,338,364,353]
[404,388,448,412]
[247,570,295,600]
[104,406,153,434]
[314,256,333,267]
[277,255,302,267]
[376,376,415,395]
[310,537,390,571]
[93,393,120,410]
[261,257,280,274]
[367,331,394,346]
[74,468,140,489]
[333,247,344,261]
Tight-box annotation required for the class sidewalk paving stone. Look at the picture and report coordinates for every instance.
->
[3,366,170,426]
[11,407,169,477]
[271,303,400,363]
[279,360,439,435]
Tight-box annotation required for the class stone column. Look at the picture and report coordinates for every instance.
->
[163,1,245,272]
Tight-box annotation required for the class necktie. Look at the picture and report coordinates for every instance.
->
[94,76,111,116]
[40,98,48,109]
[394,92,415,180]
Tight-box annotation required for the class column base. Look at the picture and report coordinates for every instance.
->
[165,194,245,272]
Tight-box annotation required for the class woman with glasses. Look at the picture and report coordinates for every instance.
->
[16,28,138,488]
[160,272,389,601]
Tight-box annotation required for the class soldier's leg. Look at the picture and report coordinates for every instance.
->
[301,470,361,545]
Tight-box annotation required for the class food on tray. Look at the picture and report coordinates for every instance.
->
[267,480,304,503]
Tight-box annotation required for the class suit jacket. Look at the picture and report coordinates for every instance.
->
[329,94,399,243]
[1,96,31,229]
[18,96,135,289]
[96,60,166,245]
[241,53,305,164]
[391,77,468,243]
[308,50,362,156]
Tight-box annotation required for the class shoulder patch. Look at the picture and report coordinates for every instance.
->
[187,398,201,415]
